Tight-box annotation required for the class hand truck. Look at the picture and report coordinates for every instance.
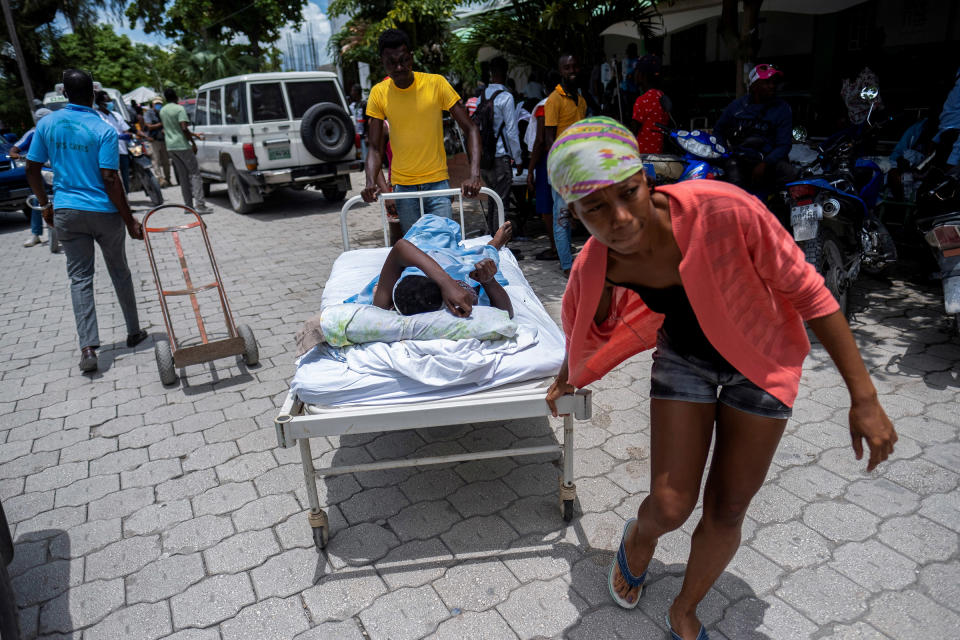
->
[142,204,258,385]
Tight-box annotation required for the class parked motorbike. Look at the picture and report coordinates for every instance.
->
[916,171,960,334]
[640,126,729,185]
[128,139,163,207]
[783,87,896,314]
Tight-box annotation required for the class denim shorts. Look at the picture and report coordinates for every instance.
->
[650,331,792,420]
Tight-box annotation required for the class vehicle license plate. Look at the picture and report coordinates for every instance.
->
[268,146,291,161]
[791,204,822,242]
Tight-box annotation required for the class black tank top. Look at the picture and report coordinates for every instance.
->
[607,280,729,364]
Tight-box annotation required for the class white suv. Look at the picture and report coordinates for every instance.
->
[192,71,362,213]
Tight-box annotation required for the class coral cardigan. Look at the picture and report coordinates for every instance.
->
[562,180,840,407]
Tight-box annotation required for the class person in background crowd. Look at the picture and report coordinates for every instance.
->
[349,84,367,162]
[630,54,670,154]
[362,28,482,233]
[10,108,53,247]
[934,66,960,170]
[479,56,523,236]
[523,70,545,100]
[526,70,562,261]
[543,53,587,276]
[841,65,884,126]
[95,91,132,193]
[143,96,171,187]
[161,88,211,214]
[25,69,147,372]
[714,63,795,192]
[620,43,640,116]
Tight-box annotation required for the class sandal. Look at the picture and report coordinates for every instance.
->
[665,613,710,640]
[608,518,647,609]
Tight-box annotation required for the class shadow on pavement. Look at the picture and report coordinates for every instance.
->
[9,529,71,638]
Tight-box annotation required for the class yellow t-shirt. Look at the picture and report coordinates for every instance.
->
[366,72,461,185]
[544,84,587,137]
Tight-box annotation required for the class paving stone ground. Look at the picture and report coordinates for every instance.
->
[1,176,958,639]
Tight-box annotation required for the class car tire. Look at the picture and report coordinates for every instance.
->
[321,187,347,203]
[300,103,354,161]
[225,166,255,214]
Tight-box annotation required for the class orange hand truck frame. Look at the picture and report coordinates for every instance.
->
[142,204,258,385]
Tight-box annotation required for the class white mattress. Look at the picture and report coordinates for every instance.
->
[292,237,565,407]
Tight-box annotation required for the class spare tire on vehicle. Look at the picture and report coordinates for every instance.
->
[300,103,354,161]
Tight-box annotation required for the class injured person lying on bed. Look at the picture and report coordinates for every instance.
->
[292,214,565,406]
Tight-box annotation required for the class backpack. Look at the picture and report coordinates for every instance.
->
[472,89,506,171]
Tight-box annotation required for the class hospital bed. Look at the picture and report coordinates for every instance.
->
[274,188,591,551]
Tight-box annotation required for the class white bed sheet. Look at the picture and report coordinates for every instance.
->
[292,237,565,406]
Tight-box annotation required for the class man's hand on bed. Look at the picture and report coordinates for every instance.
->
[441,281,475,318]
[468,259,497,284]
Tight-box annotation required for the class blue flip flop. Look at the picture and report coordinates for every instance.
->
[665,613,710,640]
[608,518,647,609]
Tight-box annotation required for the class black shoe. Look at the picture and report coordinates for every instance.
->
[126,330,148,348]
[536,249,559,261]
[79,347,98,372]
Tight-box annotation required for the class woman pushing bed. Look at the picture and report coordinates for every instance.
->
[345,214,515,318]
[543,117,897,640]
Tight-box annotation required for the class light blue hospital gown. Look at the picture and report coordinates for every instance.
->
[344,214,509,307]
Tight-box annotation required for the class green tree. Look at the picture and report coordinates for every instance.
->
[457,0,664,74]
[126,0,307,60]
[58,24,164,92]
[328,0,459,76]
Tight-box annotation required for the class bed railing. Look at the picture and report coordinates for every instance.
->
[339,187,505,250]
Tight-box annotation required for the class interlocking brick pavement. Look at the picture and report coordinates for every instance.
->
[0,177,958,639]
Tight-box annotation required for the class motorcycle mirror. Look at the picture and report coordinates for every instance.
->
[859,86,880,102]
[792,126,808,143]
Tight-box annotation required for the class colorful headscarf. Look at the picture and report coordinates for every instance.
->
[547,116,644,205]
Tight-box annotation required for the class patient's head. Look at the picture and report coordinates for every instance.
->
[394,276,443,315]
[394,277,478,315]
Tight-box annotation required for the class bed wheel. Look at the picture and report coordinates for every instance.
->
[155,340,177,385]
[237,324,259,366]
[562,499,574,522]
[308,509,329,551]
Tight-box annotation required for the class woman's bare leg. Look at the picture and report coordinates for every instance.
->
[612,399,716,604]
[668,403,787,639]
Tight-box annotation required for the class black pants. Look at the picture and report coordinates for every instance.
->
[481,156,512,236]
[724,157,797,192]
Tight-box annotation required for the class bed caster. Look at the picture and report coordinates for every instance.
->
[237,324,259,366]
[308,509,329,551]
[560,481,577,522]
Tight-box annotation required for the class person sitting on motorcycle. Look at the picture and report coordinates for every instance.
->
[714,63,796,193]
[95,91,132,193]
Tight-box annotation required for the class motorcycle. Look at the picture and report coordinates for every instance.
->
[640,126,729,185]
[128,138,163,207]
[916,172,960,334]
[783,87,896,314]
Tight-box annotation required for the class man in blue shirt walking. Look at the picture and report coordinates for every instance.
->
[26,69,147,372]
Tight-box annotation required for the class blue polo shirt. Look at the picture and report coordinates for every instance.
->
[26,103,119,213]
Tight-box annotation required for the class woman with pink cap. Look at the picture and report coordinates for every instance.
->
[544,117,896,640]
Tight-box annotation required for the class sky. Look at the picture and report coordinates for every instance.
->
[99,0,333,62]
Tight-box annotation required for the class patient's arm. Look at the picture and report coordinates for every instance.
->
[372,239,456,310]
[469,259,513,318]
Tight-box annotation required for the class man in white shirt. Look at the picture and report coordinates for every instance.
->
[95,91,131,192]
[480,56,522,236]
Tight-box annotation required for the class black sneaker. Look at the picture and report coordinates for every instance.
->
[126,330,148,348]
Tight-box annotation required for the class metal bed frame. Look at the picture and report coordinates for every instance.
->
[274,188,590,551]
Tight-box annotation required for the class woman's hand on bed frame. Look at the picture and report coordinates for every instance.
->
[546,357,576,417]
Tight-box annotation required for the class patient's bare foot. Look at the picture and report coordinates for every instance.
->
[490,221,513,250]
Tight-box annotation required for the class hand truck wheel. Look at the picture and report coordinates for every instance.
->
[237,324,259,366]
[155,339,177,385]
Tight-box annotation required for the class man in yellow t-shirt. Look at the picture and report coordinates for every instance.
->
[362,28,482,232]
[543,53,587,276]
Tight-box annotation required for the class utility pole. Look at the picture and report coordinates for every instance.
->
[1,0,38,114]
